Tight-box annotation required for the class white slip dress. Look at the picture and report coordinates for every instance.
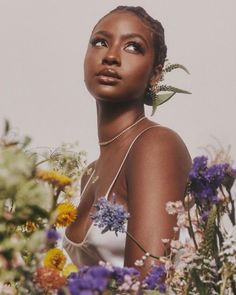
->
[63,126,159,268]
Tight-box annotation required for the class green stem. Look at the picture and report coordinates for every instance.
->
[228,190,235,226]
[220,273,228,295]
[35,158,49,167]
[186,195,198,250]
[125,231,159,260]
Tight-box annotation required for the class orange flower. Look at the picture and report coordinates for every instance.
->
[34,267,66,291]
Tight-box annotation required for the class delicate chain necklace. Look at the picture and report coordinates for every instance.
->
[99,116,146,146]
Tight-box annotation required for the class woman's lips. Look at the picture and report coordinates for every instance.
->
[96,68,121,85]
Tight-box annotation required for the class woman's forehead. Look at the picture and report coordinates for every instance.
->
[92,12,153,42]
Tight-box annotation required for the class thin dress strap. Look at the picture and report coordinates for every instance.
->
[104,125,159,199]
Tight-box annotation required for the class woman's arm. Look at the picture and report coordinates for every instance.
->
[124,126,192,276]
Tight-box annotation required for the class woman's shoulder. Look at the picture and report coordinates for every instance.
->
[127,122,192,169]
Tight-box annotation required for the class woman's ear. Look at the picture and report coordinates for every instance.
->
[149,64,163,86]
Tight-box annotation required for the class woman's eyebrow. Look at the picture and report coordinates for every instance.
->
[93,30,149,48]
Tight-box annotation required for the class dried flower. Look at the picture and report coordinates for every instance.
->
[142,264,166,293]
[37,169,72,188]
[43,248,66,271]
[34,267,66,291]
[54,202,77,227]
[91,196,130,235]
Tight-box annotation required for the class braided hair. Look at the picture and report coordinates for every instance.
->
[101,6,167,68]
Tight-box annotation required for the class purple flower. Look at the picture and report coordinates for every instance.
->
[91,196,130,235]
[60,265,112,294]
[112,266,140,285]
[188,156,231,206]
[142,264,166,293]
[46,228,60,242]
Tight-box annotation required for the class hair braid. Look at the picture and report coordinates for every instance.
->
[107,6,167,67]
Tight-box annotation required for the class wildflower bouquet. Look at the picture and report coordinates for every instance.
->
[0,121,86,294]
[59,155,236,294]
[1,120,236,295]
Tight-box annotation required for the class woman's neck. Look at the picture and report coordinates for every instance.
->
[96,100,145,148]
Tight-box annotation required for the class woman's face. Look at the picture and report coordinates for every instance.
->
[84,12,160,103]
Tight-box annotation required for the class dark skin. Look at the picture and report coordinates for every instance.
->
[66,11,192,277]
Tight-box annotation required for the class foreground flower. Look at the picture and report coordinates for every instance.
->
[55,202,77,227]
[21,220,38,232]
[46,228,61,243]
[59,265,112,295]
[113,266,140,292]
[43,248,66,271]
[34,267,66,291]
[91,196,130,235]
[63,263,79,277]
[37,169,72,188]
[188,156,229,206]
[142,264,167,293]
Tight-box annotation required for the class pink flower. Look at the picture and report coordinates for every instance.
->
[166,201,185,215]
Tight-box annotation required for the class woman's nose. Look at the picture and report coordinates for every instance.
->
[102,47,121,66]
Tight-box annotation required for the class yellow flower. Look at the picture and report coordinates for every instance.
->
[37,169,72,188]
[62,263,78,277]
[43,248,66,271]
[54,202,77,227]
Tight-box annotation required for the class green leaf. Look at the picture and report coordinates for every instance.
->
[151,92,176,116]
[201,204,217,256]
[191,269,209,295]
[159,85,192,94]
[164,63,190,74]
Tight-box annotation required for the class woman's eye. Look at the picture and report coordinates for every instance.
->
[90,38,107,48]
[125,42,144,54]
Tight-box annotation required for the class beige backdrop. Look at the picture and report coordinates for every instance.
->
[0,0,235,164]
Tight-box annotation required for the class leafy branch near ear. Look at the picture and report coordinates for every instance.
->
[145,62,192,116]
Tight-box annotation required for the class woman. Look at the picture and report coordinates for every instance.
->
[64,6,192,277]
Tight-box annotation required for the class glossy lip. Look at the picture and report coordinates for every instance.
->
[96,68,121,80]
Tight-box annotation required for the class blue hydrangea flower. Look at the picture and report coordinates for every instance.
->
[91,196,130,235]
[142,264,166,293]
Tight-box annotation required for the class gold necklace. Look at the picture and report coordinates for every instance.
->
[99,116,146,146]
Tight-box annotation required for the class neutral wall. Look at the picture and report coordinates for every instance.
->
[0,0,235,164]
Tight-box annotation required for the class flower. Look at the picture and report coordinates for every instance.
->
[62,265,112,294]
[142,264,167,293]
[0,282,16,295]
[91,196,130,235]
[34,267,66,291]
[43,248,66,271]
[166,201,184,215]
[37,169,72,188]
[54,202,77,227]
[188,156,232,208]
[112,266,140,285]
[46,228,61,242]
[21,220,38,232]
[63,263,79,277]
